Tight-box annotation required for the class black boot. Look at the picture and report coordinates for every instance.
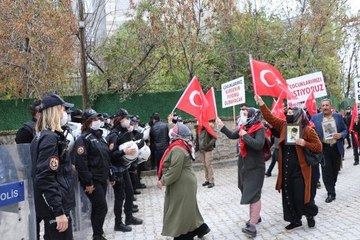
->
[306,216,315,228]
[114,221,132,232]
[125,216,143,225]
[193,223,211,238]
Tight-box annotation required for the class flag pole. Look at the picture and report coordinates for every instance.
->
[171,76,197,114]
[211,87,218,118]
[233,105,236,127]
[271,91,284,113]
[249,54,257,96]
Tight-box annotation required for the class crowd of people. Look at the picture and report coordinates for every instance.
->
[12,92,359,239]
[15,93,216,240]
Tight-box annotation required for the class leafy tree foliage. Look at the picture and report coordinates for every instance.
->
[0,0,77,99]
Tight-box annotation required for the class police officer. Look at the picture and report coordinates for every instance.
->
[30,94,75,240]
[107,108,144,232]
[74,109,112,240]
[15,99,41,144]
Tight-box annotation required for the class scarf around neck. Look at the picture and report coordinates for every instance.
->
[157,139,191,179]
[239,122,264,158]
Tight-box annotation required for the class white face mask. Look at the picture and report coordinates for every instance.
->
[60,111,68,126]
[100,121,105,127]
[121,119,130,128]
[90,120,102,130]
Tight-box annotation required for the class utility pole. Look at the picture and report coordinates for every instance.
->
[78,0,88,110]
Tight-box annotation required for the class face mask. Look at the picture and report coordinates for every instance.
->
[90,120,102,130]
[238,115,247,125]
[100,121,105,127]
[128,126,134,132]
[60,111,68,126]
[286,115,294,123]
[121,118,130,128]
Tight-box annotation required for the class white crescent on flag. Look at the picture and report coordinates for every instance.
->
[189,90,202,108]
[260,70,283,87]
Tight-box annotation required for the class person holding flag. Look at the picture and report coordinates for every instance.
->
[216,107,265,238]
[348,102,359,166]
[255,94,322,230]
[194,121,217,188]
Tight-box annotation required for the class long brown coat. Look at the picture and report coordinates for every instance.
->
[260,104,322,203]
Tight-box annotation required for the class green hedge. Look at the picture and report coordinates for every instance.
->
[0,90,339,132]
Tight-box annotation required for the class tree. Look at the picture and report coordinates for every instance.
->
[0,0,77,99]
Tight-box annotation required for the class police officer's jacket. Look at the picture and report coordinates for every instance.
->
[30,130,75,218]
[15,118,36,144]
[107,125,144,173]
[74,129,111,186]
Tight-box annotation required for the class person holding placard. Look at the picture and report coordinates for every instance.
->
[255,95,322,230]
[311,99,347,203]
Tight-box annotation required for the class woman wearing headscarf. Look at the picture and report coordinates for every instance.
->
[255,95,322,230]
[157,122,210,240]
[216,107,265,238]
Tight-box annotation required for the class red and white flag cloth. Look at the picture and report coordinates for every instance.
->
[349,102,359,147]
[201,87,217,138]
[349,102,358,133]
[175,76,209,120]
[250,58,297,100]
[305,91,317,116]
[271,98,285,120]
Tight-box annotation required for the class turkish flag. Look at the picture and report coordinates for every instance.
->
[349,102,358,132]
[175,76,209,119]
[271,98,285,120]
[305,91,317,116]
[251,59,296,99]
[203,87,217,121]
[199,87,218,138]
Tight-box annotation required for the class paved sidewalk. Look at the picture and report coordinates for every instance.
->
[99,148,360,240]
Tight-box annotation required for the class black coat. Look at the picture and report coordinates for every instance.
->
[150,121,169,151]
[74,129,111,186]
[30,130,75,218]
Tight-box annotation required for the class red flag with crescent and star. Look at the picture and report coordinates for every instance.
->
[250,59,297,100]
[175,76,209,129]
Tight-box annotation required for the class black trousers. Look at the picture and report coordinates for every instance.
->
[321,143,341,196]
[43,215,73,240]
[113,170,133,223]
[351,133,359,163]
[85,181,108,237]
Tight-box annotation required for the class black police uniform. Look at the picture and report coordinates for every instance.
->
[74,129,111,238]
[107,125,144,229]
[15,118,36,144]
[30,130,75,240]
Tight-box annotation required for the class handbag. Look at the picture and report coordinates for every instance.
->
[303,147,323,166]
[263,137,272,161]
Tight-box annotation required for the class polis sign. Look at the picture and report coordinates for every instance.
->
[0,181,25,207]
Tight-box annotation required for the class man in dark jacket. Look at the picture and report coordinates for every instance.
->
[150,113,170,173]
[15,100,41,144]
[195,124,217,188]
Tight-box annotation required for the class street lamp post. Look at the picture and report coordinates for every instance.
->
[78,0,88,110]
